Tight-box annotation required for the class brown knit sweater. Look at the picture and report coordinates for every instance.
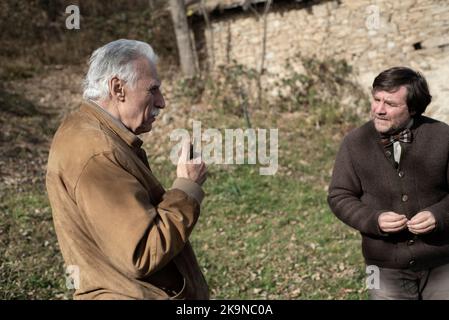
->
[328,116,449,270]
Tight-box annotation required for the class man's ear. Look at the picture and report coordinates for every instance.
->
[109,76,125,102]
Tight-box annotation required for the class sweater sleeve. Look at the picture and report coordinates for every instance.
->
[74,151,203,279]
[327,138,388,237]
[425,159,449,234]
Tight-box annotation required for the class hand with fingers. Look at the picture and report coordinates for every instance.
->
[407,211,436,235]
[177,140,207,186]
[378,211,408,233]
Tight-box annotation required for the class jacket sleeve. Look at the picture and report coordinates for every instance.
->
[327,138,387,237]
[74,151,204,279]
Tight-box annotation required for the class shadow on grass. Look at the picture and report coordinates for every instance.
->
[0,87,58,151]
[0,88,42,117]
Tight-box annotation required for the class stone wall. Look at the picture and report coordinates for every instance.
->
[195,0,449,122]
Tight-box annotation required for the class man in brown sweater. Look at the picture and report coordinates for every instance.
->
[46,39,209,299]
[328,67,449,299]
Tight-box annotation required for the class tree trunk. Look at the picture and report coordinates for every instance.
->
[169,0,198,77]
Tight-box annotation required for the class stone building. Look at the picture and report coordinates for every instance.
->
[188,0,449,122]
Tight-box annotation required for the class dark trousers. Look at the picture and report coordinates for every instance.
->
[368,263,449,300]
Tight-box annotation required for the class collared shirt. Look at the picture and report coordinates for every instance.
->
[393,118,414,164]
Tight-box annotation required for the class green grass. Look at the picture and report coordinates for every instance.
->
[146,105,368,299]
[174,165,365,299]
[0,187,68,300]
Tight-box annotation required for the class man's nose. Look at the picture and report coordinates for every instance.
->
[155,92,165,109]
[375,100,386,114]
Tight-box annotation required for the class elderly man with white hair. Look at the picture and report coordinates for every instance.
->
[46,39,209,299]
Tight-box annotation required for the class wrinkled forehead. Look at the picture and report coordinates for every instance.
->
[135,57,160,84]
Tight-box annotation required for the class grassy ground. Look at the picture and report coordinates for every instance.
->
[0,63,370,300]
[146,105,368,299]
[0,87,68,299]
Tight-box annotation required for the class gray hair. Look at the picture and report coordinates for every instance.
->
[83,39,158,101]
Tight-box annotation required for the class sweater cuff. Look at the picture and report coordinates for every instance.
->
[425,194,449,233]
[425,207,448,234]
[374,210,390,237]
[172,178,205,205]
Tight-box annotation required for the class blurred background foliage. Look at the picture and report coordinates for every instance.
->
[0,0,178,80]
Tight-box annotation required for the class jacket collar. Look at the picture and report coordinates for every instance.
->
[80,99,143,149]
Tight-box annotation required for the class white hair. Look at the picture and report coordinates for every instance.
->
[83,39,159,101]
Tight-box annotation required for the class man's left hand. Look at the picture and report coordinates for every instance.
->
[407,211,436,234]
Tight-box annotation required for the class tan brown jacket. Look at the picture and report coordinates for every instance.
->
[46,100,209,299]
